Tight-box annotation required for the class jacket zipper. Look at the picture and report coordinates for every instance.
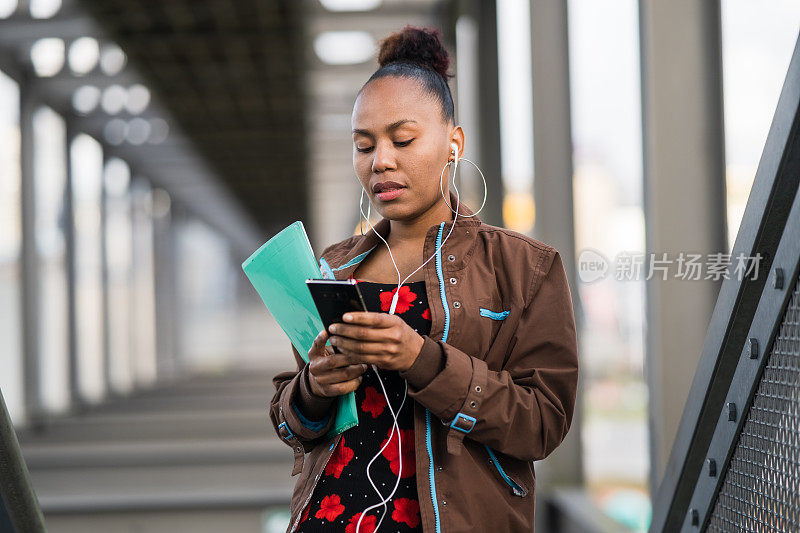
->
[484,445,528,497]
[288,433,341,533]
[424,221,448,533]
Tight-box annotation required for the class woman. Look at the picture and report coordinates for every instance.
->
[270,26,579,533]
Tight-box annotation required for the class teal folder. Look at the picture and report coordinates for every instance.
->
[241,221,359,439]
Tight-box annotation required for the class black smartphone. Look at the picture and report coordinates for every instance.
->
[305,279,369,354]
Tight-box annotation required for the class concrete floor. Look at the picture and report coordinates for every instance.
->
[17,369,296,533]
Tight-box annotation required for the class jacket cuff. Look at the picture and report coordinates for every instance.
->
[404,339,473,421]
[295,364,336,420]
[280,366,336,442]
[403,341,488,456]
[399,335,445,389]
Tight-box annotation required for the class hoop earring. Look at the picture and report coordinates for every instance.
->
[358,187,372,236]
[439,156,488,217]
[359,188,365,236]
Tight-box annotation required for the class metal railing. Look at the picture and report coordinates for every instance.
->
[0,389,46,532]
[650,31,800,533]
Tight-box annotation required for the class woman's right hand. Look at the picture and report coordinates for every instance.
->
[307,328,368,398]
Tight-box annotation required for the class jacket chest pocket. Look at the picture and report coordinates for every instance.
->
[479,307,510,320]
[470,298,513,360]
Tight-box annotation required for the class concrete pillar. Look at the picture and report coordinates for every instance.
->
[474,0,504,227]
[531,0,578,283]
[152,192,179,383]
[638,0,727,496]
[63,119,81,412]
[99,155,114,398]
[19,76,42,427]
[453,10,483,212]
[528,0,584,519]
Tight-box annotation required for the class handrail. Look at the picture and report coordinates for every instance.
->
[0,388,46,532]
[650,30,800,532]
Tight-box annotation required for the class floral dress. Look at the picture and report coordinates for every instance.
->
[295,279,431,533]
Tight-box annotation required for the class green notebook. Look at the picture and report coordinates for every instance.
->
[241,221,359,439]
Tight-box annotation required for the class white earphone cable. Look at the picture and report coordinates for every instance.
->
[356,370,407,533]
[359,145,473,313]
[353,143,487,533]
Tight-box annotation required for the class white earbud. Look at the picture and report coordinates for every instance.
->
[450,142,458,160]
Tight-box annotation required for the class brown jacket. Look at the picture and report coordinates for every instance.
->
[269,190,579,532]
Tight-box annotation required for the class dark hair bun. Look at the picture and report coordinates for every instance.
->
[377,25,452,80]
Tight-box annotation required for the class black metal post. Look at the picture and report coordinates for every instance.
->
[0,389,46,532]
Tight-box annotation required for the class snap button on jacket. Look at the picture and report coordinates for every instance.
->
[269,190,579,532]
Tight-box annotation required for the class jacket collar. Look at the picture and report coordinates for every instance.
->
[332,189,482,281]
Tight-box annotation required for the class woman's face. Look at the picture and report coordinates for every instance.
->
[352,75,463,221]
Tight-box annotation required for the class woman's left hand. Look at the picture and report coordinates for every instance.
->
[327,312,425,371]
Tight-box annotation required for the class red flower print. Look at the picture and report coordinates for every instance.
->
[421,307,430,320]
[379,285,417,314]
[324,436,354,478]
[345,512,376,533]
[315,494,345,521]
[300,503,310,523]
[392,498,420,528]
[361,386,386,418]
[380,428,416,478]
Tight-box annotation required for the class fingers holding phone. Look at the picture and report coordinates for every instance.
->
[307,328,368,397]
